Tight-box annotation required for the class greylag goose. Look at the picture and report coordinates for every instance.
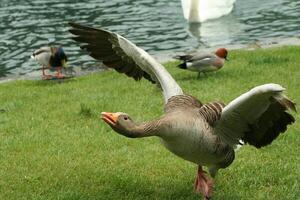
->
[31,46,68,79]
[69,22,296,200]
[181,0,236,23]
[174,48,228,78]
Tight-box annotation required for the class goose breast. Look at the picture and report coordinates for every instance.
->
[159,110,233,166]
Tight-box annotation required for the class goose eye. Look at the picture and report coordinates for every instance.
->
[124,116,128,120]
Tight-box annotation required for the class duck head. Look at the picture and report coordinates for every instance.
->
[101,112,139,138]
[215,48,228,61]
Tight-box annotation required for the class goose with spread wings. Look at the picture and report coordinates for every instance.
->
[69,22,296,200]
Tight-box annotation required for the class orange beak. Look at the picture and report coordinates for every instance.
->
[101,112,119,125]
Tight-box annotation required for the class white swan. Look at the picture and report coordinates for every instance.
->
[181,0,236,23]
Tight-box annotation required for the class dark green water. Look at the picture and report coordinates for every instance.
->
[0,0,299,77]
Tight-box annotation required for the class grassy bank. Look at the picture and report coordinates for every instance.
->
[0,46,299,200]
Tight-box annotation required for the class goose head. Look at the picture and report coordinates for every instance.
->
[101,112,138,138]
[215,48,228,61]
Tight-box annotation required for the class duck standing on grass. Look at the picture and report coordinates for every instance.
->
[31,46,68,79]
[174,48,228,78]
[69,22,296,200]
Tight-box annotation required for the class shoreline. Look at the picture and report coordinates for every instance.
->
[1,36,300,84]
[154,36,300,63]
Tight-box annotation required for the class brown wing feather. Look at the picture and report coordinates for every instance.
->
[242,98,295,148]
[164,95,203,113]
[214,84,296,147]
[198,101,226,126]
[69,22,155,83]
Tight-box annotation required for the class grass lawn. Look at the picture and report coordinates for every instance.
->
[0,46,299,200]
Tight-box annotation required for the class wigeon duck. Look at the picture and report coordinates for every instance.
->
[174,48,228,78]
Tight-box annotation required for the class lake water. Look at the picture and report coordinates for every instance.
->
[0,0,299,77]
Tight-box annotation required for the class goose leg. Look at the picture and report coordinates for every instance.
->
[194,166,213,200]
[208,166,219,178]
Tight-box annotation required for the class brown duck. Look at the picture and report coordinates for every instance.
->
[69,22,296,200]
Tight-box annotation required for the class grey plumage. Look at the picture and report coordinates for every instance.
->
[174,48,228,77]
[69,22,296,200]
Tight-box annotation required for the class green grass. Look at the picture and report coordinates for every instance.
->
[0,46,299,200]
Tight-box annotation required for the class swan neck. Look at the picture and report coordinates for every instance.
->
[189,0,200,22]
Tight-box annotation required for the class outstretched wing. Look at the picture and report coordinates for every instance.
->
[69,22,183,103]
[214,84,296,148]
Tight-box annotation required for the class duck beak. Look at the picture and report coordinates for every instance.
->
[101,112,119,125]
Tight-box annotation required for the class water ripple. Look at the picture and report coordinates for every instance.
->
[0,0,300,77]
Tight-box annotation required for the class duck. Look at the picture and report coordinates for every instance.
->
[31,46,68,79]
[69,22,296,200]
[174,48,228,78]
[181,0,236,23]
